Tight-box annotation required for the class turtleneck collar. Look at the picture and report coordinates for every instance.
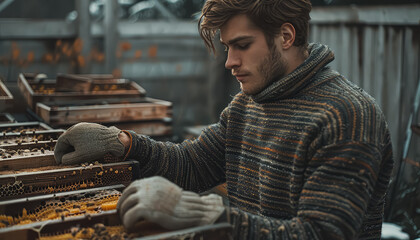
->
[251,43,335,103]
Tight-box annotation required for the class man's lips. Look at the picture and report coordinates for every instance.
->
[233,74,248,82]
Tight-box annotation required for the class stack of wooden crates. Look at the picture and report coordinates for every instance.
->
[18,73,173,139]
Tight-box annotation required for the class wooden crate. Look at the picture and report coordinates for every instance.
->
[0,160,140,201]
[18,73,147,109]
[0,122,53,133]
[36,97,172,126]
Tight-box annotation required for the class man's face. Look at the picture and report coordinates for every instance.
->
[220,14,288,95]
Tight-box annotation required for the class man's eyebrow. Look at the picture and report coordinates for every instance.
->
[220,36,255,46]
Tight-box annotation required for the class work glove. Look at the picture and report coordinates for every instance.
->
[117,176,225,231]
[54,122,125,165]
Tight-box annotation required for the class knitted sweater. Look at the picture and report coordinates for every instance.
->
[127,43,394,239]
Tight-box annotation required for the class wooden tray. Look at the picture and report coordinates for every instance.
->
[0,141,56,172]
[0,129,64,146]
[36,97,172,126]
[0,209,232,240]
[18,73,147,109]
[0,160,140,201]
[0,129,64,171]
[0,122,53,134]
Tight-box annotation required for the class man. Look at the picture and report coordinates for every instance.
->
[55,0,394,239]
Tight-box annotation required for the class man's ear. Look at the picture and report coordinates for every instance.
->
[280,23,296,50]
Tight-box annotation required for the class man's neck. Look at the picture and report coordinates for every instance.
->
[284,47,309,75]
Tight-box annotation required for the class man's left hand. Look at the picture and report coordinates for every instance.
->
[117,176,225,231]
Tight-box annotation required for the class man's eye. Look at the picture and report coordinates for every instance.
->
[237,44,250,50]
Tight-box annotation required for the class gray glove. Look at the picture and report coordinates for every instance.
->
[54,122,125,165]
[117,176,225,231]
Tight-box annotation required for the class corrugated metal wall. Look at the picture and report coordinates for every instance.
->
[310,5,420,174]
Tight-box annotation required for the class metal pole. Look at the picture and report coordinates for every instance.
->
[104,0,119,73]
[76,0,92,73]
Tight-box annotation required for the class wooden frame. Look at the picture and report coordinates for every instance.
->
[0,184,125,215]
[18,73,147,109]
[36,97,172,126]
[0,142,56,171]
[0,209,232,240]
[0,130,65,171]
[0,129,64,146]
[0,160,140,201]
[0,185,128,237]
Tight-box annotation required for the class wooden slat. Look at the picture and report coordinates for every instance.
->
[36,97,172,126]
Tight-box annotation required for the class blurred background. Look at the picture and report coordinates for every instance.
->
[0,0,419,238]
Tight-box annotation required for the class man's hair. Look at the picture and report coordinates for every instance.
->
[199,0,312,54]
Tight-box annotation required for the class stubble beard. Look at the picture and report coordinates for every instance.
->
[255,45,288,95]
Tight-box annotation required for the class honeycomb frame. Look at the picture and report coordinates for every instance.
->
[0,161,140,201]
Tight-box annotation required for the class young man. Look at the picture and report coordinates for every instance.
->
[55,0,394,239]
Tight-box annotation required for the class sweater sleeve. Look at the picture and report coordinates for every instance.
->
[227,140,393,240]
[125,107,230,192]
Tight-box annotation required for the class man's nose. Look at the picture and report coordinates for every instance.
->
[225,51,240,70]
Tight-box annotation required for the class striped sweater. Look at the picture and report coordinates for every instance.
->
[127,43,394,239]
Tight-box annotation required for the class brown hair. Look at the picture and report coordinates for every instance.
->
[199,0,312,54]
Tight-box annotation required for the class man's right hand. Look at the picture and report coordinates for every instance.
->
[54,122,126,165]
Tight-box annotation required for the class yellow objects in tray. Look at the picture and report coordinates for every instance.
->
[0,190,121,228]
[40,224,128,240]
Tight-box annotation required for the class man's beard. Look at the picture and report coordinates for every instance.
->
[256,44,288,93]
